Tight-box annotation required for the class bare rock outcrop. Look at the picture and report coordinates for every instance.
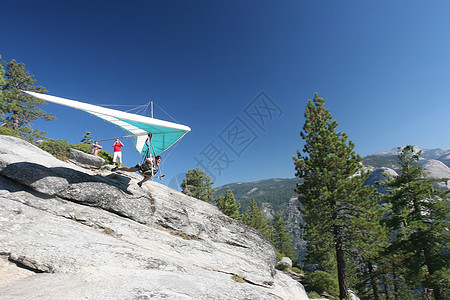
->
[0,135,308,299]
[68,148,105,169]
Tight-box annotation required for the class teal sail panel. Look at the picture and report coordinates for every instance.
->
[24,91,190,156]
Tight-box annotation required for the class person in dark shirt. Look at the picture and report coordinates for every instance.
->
[90,141,103,156]
[112,156,162,187]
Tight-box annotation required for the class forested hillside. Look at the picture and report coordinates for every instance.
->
[216,178,301,214]
[216,147,450,266]
[216,178,306,262]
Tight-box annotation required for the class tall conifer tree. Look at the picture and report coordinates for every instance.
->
[0,55,5,97]
[181,167,216,202]
[0,59,56,141]
[243,198,271,240]
[378,145,449,300]
[271,213,297,262]
[216,187,241,220]
[294,93,384,300]
[81,131,95,144]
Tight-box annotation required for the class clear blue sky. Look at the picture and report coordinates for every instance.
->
[2,0,449,188]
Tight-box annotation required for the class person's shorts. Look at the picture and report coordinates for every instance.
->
[139,167,159,177]
[113,151,122,162]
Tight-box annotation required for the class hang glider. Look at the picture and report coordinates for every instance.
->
[24,91,191,157]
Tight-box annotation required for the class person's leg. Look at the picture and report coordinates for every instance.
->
[138,176,152,187]
[114,166,139,172]
[113,152,119,166]
[117,152,123,167]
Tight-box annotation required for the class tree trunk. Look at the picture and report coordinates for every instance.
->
[392,264,399,300]
[334,226,349,300]
[424,248,444,300]
[381,276,390,300]
[367,262,380,300]
[433,289,444,300]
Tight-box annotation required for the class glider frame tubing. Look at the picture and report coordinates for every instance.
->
[96,132,148,142]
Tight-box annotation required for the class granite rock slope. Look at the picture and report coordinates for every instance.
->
[0,135,308,300]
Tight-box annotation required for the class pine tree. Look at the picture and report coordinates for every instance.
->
[378,145,449,300]
[271,213,297,262]
[0,55,5,98]
[243,197,271,240]
[81,131,94,144]
[294,93,385,300]
[216,187,241,220]
[0,59,56,141]
[181,167,216,202]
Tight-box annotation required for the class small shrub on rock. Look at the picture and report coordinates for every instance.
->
[0,126,21,137]
[71,142,91,153]
[275,262,289,271]
[304,270,338,298]
[37,138,71,161]
[307,291,321,299]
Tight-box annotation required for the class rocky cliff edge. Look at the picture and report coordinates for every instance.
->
[0,136,307,300]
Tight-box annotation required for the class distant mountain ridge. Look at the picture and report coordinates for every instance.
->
[364,147,450,171]
[216,146,450,262]
[372,146,450,158]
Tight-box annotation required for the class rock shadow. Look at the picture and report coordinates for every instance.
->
[0,162,133,195]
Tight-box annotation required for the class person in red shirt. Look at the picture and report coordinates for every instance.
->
[112,139,124,167]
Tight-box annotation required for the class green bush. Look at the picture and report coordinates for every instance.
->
[71,142,91,153]
[307,291,321,299]
[275,262,289,271]
[0,126,21,137]
[275,250,284,261]
[290,266,303,274]
[98,150,113,165]
[305,271,338,298]
[37,139,71,161]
